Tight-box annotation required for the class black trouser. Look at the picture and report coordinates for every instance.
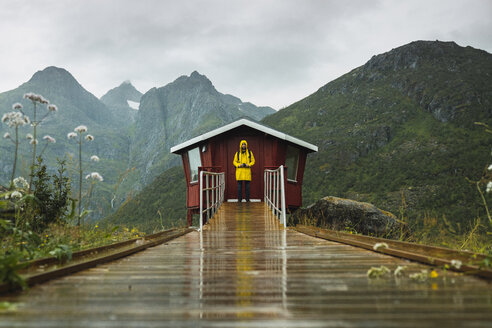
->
[237,180,250,202]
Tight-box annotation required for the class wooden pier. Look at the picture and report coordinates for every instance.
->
[1,202,491,327]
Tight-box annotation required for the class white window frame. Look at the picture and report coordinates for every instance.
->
[285,145,299,182]
[188,147,201,183]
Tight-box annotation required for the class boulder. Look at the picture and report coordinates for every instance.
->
[290,196,404,238]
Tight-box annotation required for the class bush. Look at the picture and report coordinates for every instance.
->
[30,157,71,230]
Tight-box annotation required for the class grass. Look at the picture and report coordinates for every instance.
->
[0,221,145,260]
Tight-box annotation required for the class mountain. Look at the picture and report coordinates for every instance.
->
[103,166,187,233]
[100,81,143,125]
[220,93,275,121]
[1,67,275,222]
[0,67,130,165]
[0,67,131,220]
[119,71,275,195]
[262,40,492,226]
[0,67,115,126]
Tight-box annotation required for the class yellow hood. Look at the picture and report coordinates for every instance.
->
[239,140,248,149]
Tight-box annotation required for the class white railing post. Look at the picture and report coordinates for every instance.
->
[264,165,287,226]
[199,170,225,231]
[273,174,278,212]
[264,171,267,203]
[279,165,287,226]
[199,170,204,231]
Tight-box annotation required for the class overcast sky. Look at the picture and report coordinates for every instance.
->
[0,0,491,109]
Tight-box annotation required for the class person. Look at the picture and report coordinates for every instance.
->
[233,140,255,202]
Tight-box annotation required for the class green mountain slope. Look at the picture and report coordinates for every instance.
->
[0,67,131,220]
[1,68,273,223]
[262,41,492,225]
[114,71,275,207]
[103,166,187,232]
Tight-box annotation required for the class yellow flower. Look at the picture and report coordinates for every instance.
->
[430,270,439,278]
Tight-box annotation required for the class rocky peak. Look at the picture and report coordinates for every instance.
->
[27,66,83,90]
[190,70,203,79]
[169,71,216,94]
[100,81,142,126]
[100,80,143,106]
[363,40,480,72]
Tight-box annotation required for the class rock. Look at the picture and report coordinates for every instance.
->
[290,196,404,238]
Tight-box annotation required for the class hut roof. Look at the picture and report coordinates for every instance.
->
[170,118,318,154]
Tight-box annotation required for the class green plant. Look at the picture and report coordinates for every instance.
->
[0,251,28,290]
[1,106,30,189]
[67,125,101,225]
[21,93,58,192]
[367,266,390,279]
[30,157,71,230]
[49,244,72,264]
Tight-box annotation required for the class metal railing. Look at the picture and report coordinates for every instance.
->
[264,165,287,226]
[199,170,225,231]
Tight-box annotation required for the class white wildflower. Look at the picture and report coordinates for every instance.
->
[24,92,48,104]
[367,266,390,279]
[30,139,38,145]
[487,181,492,193]
[67,132,77,139]
[2,112,29,127]
[13,177,29,189]
[10,191,22,199]
[409,270,428,282]
[373,242,389,251]
[394,265,406,277]
[12,103,23,110]
[47,104,58,112]
[85,134,94,141]
[26,133,33,140]
[74,125,87,133]
[3,132,10,139]
[43,135,56,143]
[90,172,103,182]
[23,92,34,100]
[451,259,462,270]
[488,164,492,171]
[86,172,104,181]
[90,155,100,162]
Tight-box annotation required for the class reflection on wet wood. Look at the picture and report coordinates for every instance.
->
[0,202,491,327]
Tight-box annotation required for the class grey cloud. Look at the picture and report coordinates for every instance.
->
[0,0,490,109]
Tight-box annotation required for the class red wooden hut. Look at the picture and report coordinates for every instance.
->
[170,119,318,225]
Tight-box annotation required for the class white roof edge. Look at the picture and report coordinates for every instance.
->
[170,118,318,153]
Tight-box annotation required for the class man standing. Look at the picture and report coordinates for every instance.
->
[233,140,255,202]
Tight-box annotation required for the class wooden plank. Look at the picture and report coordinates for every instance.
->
[0,202,491,327]
[0,228,193,294]
[295,225,492,279]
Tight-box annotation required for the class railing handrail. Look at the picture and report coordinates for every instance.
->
[264,165,287,226]
[199,170,225,231]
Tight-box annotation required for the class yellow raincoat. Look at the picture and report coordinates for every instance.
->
[233,140,255,181]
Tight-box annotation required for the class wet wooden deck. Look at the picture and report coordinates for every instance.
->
[1,202,491,327]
